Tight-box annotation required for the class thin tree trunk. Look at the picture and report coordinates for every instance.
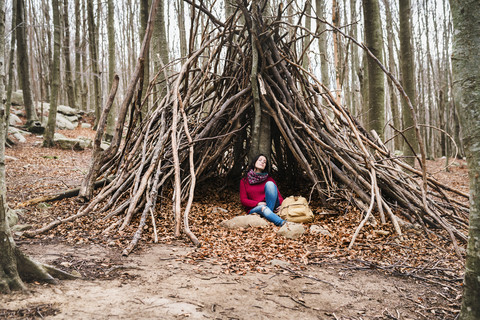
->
[43,0,61,147]
[105,0,116,141]
[178,0,187,58]
[5,0,17,137]
[87,0,100,128]
[63,0,76,109]
[139,0,150,113]
[152,0,169,99]
[302,1,311,70]
[74,0,81,109]
[332,0,342,104]
[363,0,385,139]
[399,0,418,166]
[16,0,38,126]
[383,0,401,150]
[315,0,330,90]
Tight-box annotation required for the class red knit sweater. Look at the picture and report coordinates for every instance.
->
[239,176,284,213]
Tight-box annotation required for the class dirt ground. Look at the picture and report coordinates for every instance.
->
[1,241,458,320]
[1,126,469,319]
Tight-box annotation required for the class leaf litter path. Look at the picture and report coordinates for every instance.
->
[2,128,469,319]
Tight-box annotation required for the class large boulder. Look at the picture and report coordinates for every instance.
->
[11,91,24,106]
[57,105,77,116]
[9,113,22,126]
[56,113,77,130]
[277,222,305,239]
[220,215,269,229]
[8,126,30,143]
[54,135,92,150]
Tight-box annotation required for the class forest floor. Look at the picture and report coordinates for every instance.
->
[0,125,470,320]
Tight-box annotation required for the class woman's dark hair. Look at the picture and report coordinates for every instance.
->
[247,154,270,174]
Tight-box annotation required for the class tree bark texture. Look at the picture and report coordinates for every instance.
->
[43,0,61,147]
[362,0,385,139]
[87,0,101,128]
[15,0,38,124]
[63,0,76,110]
[315,0,330,90]
[450,1,480,319]
[105,0,116,141]
[399,0,418,166]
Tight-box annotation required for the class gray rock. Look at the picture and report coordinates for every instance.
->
[310,225,332,236]
[220,215,269,229]
[12,132,27,143]
[65,115,79,123]
[7,208,19,228]
[77,136,92,149]
[277,222,305,239]
[81,123,92,129]
[55,137,85,150]
[13,109,25,117]
[11,91,24,106]
[56,113,77,130]
[57,105,77,116]
[54,132,67,140]
[100,142,111,151]
[8,126,29,135]
[9,113,22,126]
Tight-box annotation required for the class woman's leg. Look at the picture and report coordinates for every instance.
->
[249,205,285,226]
[264,181,280,211]
[259,207,285,226]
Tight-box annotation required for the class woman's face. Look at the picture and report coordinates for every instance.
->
[254,156,267,172]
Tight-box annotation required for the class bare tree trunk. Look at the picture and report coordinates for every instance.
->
[152,0,169,99]
[62,0,76,109]
[43,0,61,147]
[363,0,385,139]
[0,0,23,293]
[302,1,311,70]
[177,0,187,58]
[349,0,359,116]
[399,0,418,166]
[16,0,38,126]
[74,0,81,109]
[5,0,17,137]
[332,0,342,104]
[87,0,100,128]
[450,2,480,319]
[139,0,150,113]
[315,0,330,90]
[105,0,116,141]
[383,0,401,150]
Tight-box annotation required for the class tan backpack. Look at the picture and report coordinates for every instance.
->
[278,196,314,223]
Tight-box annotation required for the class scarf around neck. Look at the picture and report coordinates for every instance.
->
[247,169,268,185]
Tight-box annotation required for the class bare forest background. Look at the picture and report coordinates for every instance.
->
[3,0,459,162]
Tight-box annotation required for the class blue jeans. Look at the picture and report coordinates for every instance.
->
[249,181,285,226]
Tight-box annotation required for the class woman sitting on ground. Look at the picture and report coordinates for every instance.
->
[239,154,286,226]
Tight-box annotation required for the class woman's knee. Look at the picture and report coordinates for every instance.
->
[265,181,276,191]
